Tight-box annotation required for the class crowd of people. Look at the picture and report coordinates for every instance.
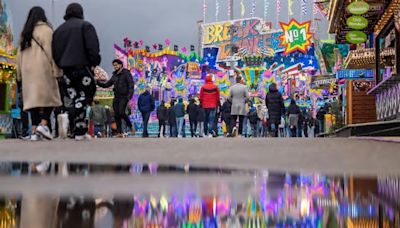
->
[13,3,326,141]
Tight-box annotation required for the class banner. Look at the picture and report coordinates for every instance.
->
[310,75,336,89]
[336,69,374,80]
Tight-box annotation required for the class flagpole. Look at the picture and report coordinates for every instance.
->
[51,0,55,22]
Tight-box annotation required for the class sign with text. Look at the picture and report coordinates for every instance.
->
[279,19,313,56]
[336,69,374,80]
[202,18,278,61]
[310,75,336,89]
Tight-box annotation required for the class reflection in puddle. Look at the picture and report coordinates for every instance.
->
[0,163,399,227]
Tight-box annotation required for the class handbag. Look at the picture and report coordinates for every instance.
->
[32,36,63,77]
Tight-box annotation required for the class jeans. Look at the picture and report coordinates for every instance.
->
[242,117,249,137]
[250,123,257,137]
[94,125,104,136]
[169,123,177,137]
[269,122,279,137]
[204,108,216,135]
[141,111,151,137]
[113,98,132,134]
[176,117,185,137]
[319,119,324,134]
[198,121,204,137]
[256,121,263,137]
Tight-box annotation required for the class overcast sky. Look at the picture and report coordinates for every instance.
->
[9,0,328,73]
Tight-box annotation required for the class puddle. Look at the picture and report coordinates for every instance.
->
[0,162,398,227]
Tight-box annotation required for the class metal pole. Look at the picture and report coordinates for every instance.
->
[51,0,55,22]
[230,0,234,20]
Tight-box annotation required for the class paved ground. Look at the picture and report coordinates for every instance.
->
[0,138,399,176]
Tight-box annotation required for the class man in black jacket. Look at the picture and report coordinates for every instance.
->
[97,59,134,137]
[52,3,101,140]
[265,83,285,137]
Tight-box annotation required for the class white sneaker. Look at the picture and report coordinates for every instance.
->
[75,134,92,141]
[37,125,53,140]
[178,135,183,138]
[30,134,41,141]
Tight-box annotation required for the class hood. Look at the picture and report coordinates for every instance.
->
[269,83,278,92]
[205,75,213,83]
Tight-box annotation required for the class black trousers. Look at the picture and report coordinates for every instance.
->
[158,120,166,137]
[141,111,151,137]
[113,98,132,134]
[231,115,244,135]
[189,119,198,137]
[29,107,53,126]
[61,68,96,136]
[17,95,29,137]
[224,116,231,136]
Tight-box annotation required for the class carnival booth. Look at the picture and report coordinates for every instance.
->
[0,50,15,137]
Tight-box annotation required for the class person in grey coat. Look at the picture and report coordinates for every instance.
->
[228,76,249,136]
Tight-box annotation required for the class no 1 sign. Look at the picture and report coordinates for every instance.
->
[279,19,313,56]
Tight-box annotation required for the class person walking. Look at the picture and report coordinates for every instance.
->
[265,83,285,137]
[199,75,220,137]
[16,7,62,141]
[104,105,112,137]
[168,99,177,137]
[53,3,101,140]
[187,97,199,137]
[256,104,266,137]
[221,99,232,137]
[138,87,155,138]
[156,100,168,138]
[287,99,301,137]
[248,105,259,138]
[174,98,185,138]
[90,100,106,137]
[303,109,310,138]
[228,76,249,137]
[316,107,327,134]
[97,59,134,137]
[197,102,206,137]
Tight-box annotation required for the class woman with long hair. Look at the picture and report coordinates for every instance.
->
[16,7,62,141]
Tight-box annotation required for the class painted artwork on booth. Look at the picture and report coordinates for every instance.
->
[0,0,13,53]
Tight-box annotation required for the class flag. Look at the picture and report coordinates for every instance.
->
[288,0,293,16]
[313,3,319,15]
[277,0,281,17]
[241,0,245,18]
[251,0,256,17]
[216,0,220,21]
[264,0,270,20]
[203,0,207,22]
[301,0,307,15]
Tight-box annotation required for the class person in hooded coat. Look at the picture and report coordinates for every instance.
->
[265,83,285,137]
[138,87,155,137]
